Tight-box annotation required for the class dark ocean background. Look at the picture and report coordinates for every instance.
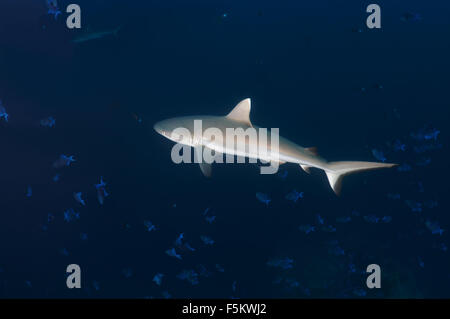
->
[0,0,449,298]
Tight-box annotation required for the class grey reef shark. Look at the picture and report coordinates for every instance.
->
[154,98,396,195]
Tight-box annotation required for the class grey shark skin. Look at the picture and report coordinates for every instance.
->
[154,99,396,195]
[72,26,121,44]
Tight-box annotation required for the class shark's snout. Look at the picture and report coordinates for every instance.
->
[153,122,165,136]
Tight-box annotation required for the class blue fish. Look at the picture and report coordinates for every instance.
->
[153,273,164,286]
[285,190,304,203]
[256,192,271,206]
[393,139,406,152]
[47,213,55,223]
[40,116,56,128]
[424,129,440,140]
[425,220,444,236]
[53,155,76,168]
[438,243,448,252]
[73,192,86,206]
[316,214,324,225]
[165,247,182,260]
[197,264,212,278]
[122,268,133,279]
[336,216,352,223]
[418,257,425,268]
[177,269,199,285]
[353,288,367,297]
[174,233,184,247]
[200,235,214,246]
[401,12,422,22]
[329,245,345,256]
[205,215,216,224]
[46,0,61,20]
[411,126,440,141]
[26,186,32,198]
[405,200,422,213]
[322,225,336,233]
[232,280,237,292]
[215,264,225,273]
[413,143,442,153]
[267,257,294,270]
[424,200,438,209]
[60,248,69,256]
[161,291,171,299]
[0,100,8,122]
[92,281,100,291]
[371,149,386,162]
[203,207,216,224]
[299,224,316,234]
[363,214,380,223]
[381,216,392,223]
[397,163,412,172]
[144,220,156,232]
[63,208,79,222]
[351,210,360,217]
[348,263,356,273]
[95,177,109,205]
[416,157,431,166]
[387,193,401,200]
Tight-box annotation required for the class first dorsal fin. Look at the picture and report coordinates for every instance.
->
[226,98,252,125]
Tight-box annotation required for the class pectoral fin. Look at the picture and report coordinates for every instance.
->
[199,162,212,177]
[194,146,213,177]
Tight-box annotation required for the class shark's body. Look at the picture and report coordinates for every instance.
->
[154,99,396,194]
[72,27,121,44]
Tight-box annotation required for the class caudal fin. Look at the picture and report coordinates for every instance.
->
[325,161,397,195]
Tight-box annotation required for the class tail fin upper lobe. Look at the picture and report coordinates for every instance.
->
[325,161,397,195]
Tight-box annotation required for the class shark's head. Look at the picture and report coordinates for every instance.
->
[154,117,195,145]
[154,99,252,147]
[154,118,178,139]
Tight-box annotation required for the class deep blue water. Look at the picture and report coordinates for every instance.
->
[0,0,449,298]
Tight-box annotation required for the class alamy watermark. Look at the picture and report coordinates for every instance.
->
[366,264,381,289]
[66,264,81,289]
[366,4,381,29]
[168,120,280,175]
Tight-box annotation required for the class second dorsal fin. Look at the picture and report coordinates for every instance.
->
[226,98,252,125]
[305,147,319,156]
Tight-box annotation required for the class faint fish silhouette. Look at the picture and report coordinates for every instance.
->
[0,100,9,122]
[53,155,76,168]
[46,0,61,20]
[256,192,271,206]
[95,177,109,205]
[285,190,304,203]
